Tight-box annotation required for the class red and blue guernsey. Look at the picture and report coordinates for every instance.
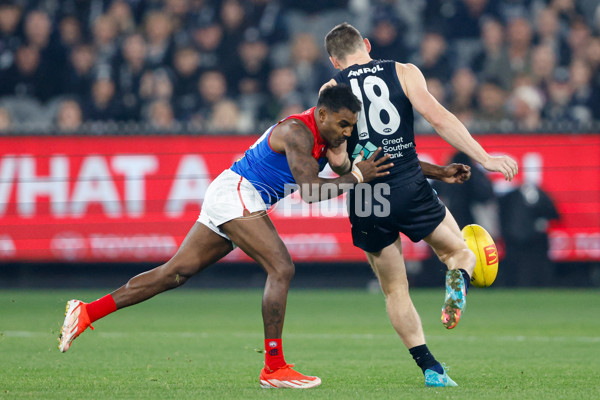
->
[230,107,329,206]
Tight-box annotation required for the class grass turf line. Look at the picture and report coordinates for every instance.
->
[0,289,599,399]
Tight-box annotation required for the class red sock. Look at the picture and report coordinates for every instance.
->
[264,339,286,371]
[86,294,117,323]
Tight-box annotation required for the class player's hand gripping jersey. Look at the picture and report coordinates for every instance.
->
[231,107,329,205]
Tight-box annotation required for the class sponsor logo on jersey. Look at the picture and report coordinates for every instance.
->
[484,244,498,265]
[347,64,384,77]
[351,142,378,160]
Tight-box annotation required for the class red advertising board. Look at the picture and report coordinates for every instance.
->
[0,134,598,263]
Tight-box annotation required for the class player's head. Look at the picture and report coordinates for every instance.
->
[317,84,361,114]
[325,22,370,68]
[316,84,361,148]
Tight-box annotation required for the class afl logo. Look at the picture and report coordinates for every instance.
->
[484,244,498,265]
[268,341,277,348]
[383,128,392,133]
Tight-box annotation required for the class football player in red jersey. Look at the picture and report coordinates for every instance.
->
[58,85,391,389]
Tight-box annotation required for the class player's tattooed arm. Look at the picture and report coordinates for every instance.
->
[420,161,471,184]
[282,121,356,203]
[280,121,391,203]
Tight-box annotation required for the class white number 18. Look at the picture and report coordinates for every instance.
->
[350,76,401,138]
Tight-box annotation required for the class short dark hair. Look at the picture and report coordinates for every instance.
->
[324,22,364,60]
[317,84,361,114]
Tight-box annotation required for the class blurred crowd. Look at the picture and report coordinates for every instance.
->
[0,0,599,134]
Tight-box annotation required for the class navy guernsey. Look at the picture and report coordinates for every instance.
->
[333,60,420,186]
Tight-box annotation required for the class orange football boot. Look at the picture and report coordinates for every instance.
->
[58,299,94,352]
[259,364,321,389]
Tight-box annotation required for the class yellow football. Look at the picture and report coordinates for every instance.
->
[461,224,499,288]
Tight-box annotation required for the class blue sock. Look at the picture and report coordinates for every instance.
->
[459,269,470,294]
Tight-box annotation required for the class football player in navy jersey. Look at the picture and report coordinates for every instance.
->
[321,22,518,387]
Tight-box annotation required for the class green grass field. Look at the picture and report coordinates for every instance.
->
[1,288,599,399]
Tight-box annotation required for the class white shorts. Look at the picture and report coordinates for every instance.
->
[197,169,268,241]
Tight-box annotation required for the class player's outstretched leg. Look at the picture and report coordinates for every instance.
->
[58,223,233,353]
[441,269,467,329]
[425,365,458,387]
[259,364,322,389]
[58,299,93,352]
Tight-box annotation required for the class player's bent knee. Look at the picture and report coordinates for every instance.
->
[381,281,410,298]
[160,262,197,288]
[268,261,295,283]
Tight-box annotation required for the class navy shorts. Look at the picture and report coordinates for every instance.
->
[348,173,446,253]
